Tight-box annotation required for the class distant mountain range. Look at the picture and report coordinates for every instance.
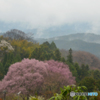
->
[0,29,100,69]
[0,21,91,38]
[35,33,100,59]
[1,29,100,59]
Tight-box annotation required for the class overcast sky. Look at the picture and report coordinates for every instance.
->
[0,0,100,38]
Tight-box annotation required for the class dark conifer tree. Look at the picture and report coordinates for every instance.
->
[61,57,66,62]
[54,49,61,61]
[50,41,57,50]
[67,48,73,64]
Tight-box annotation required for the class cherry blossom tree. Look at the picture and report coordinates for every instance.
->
[0,59,75,99]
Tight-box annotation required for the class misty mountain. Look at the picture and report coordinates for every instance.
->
[36,33,100,59]
[0,21,91,38]
[36,33,100,44]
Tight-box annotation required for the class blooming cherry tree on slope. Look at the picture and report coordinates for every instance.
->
[0,58,75,97]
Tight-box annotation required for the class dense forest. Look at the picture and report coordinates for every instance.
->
[0,30,100,100]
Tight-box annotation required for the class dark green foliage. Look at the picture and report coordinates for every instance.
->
[67,48,73,64]
[42,41,50,47]
[30,42,57,61]
[88,70,100,91]
[49,52,55,60]
[50,41,57,50]
[4,62,11,74]
[79,77,96,92]
[95,79,100,91]
[75,64,90,82]
[30,46,53,61]
[42,41,57,51]
[80,64,89,79]
[14,53,21,62]
[0,63,4,72]
[93,70,100,80]
[1,51,21,76]
[2,52,7,66]
[20,49,29,59]
[0,62,4,80]
[74,62,81,82]
[61,57,66,63]
[66,62,78,81]
[13,45,29,59]
[54,49,61,61]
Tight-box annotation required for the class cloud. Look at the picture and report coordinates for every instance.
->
[86,21,100,34]
[0,0,100,34]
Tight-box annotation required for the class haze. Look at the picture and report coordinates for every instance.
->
[0,0,100,38]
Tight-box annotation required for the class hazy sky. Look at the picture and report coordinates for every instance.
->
[0,0,100,38]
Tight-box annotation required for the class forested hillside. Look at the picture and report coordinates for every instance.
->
[60,49,100,70]
[36,33,100,59]
[0,30,100,99]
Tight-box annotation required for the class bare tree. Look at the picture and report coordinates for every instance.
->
[3,29,37,43]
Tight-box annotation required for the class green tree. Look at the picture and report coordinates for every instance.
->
[2,51,21,75]
[66,62,78,80]
[61,57,66,63]
[42,41,50,48]
[54,49,61,61]
[2,52,8,66]
[74,62,81,82]
[95,79,100,91]
[93,70,100,80]
[80,64,89,79]
[0,62,4,80]
[79,77,96,92]
[50,41,57,50]
[14,53,21,62]
[4,62,11,74]
[67,48,73,64]
[49,52,55,60]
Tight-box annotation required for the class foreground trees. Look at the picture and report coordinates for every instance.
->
[49,85,88,100]
[0,59,75,100]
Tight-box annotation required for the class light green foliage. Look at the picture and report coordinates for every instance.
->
[29,96,45,100]
[49,85,87,100]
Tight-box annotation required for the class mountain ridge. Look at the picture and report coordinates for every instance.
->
[35,33,100,59]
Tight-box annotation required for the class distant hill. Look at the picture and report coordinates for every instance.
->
[36,33,100,44]
[60,49,100,70]
[2,29,36,43]
[36,33,100,59]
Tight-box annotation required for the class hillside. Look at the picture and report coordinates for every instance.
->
[60,49,100,70]
[0,39,14,61]
[36,33,100,59]
[1,30,100,70]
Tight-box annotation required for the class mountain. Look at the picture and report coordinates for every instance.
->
[0,21,90,38]
[36,33,100,59]
[36,33,100,44]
